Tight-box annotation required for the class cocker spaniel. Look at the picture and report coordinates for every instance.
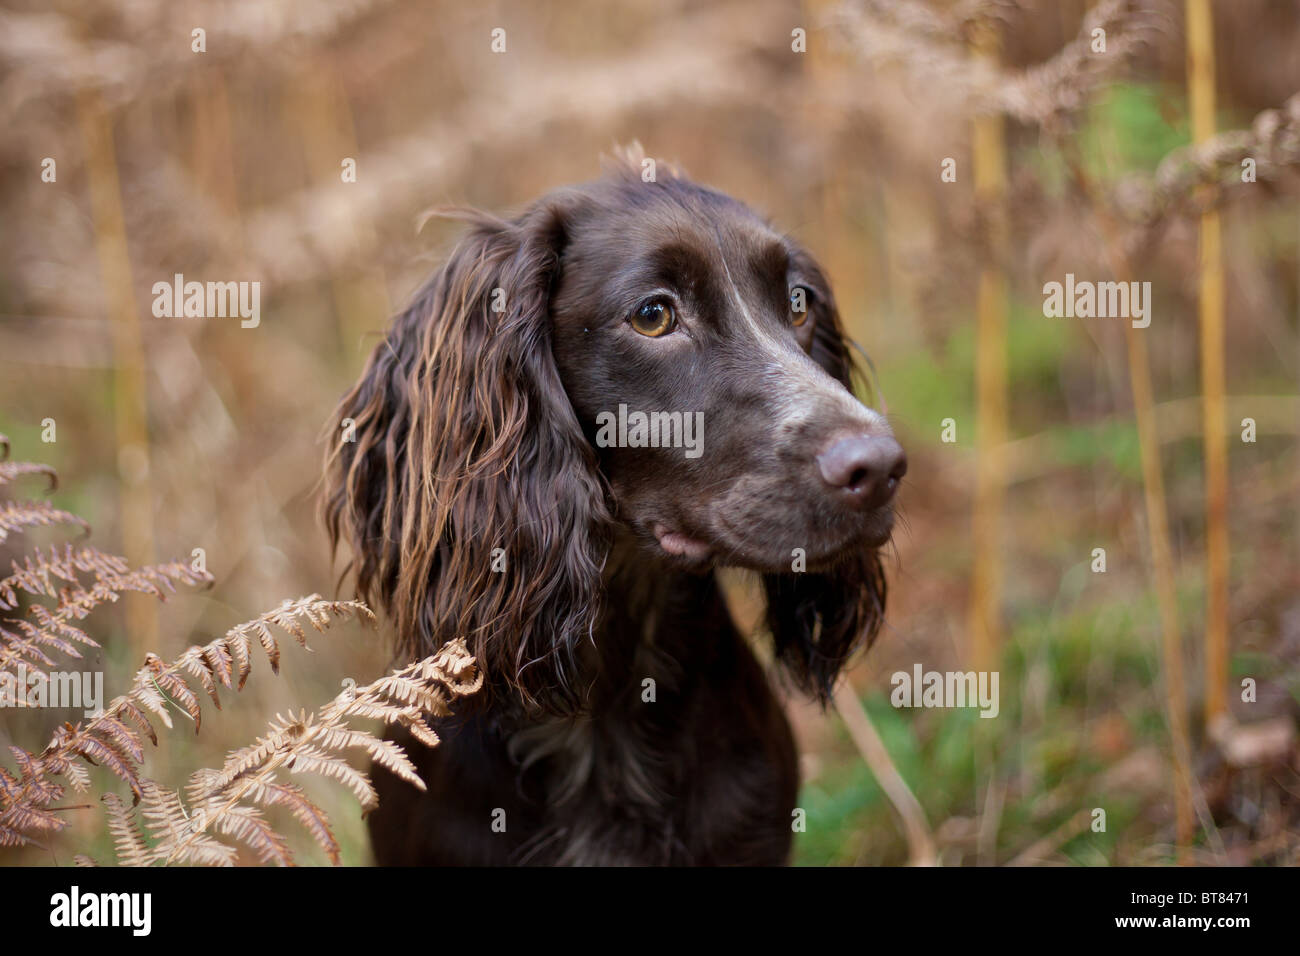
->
[323,151,905,865]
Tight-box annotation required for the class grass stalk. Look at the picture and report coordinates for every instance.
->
[968,18,1008,675]
[75,90,158,659]
[1186,0,1229,731]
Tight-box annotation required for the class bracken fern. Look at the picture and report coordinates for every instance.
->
[0,434,481,863]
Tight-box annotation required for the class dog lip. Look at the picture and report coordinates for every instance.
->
[652,522,713,560]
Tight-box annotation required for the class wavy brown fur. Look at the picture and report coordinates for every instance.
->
[323,202,612,714]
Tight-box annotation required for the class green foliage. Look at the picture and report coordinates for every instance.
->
[1083,84,1190,176]
[794,585,1179,866]
[1028,82,1191,192]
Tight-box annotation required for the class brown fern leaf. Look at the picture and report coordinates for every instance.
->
[252,621,280,673]
[5,747,62,805]
[834,0,1160,126]
[40,751,89,793]
[101,785,237,867]
[0,765,19,800]
[88,715,146,767]
[0,442,215,850]
[101,792,153,867]
[122,596,374,733]
[42,637,479,864]
[39,559,213,625]
[0,499,88,544]
[145,639,482,866]
[312,727,423,790]
[284,743,379,809]
[141,654,204,730]
[184,772,338,864]
[113,598,372,741]
[1,615,99,679]
[1,558,213,680]
[56,724,144,799]
[227,630,253,690]
[0,545,129,610]
[138,783,238,867]
[253,781,339,864]
[200,642,233,691]
[0,746,66,848]
[0,596,371,849]
[0,801,63,842]
[203,719,300,794]
[116,700,158,747]
[210,805,294,866]
[0,622,73,673]
[339,699,440,746]
[220,595,374,675]
[0,461,425,864]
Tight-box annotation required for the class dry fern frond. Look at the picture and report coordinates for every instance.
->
[0,1,396,127]
[0,561,210,681]
[0,557,212,681]
[0,595,375,849]
[0,441,211,846]
[0,499,88,544]
[1030,91,1300,271]
[128,595,376,731]
[0,439,444,863]
[0,442,213,686]
[80,639,481,866]
[0,544,128,610]
[1139,92,1300,225]
[832,0,1163,126]
[0,437,71,540]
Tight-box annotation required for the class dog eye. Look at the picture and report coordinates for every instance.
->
[630,298,676,337]
[789,285,813,327]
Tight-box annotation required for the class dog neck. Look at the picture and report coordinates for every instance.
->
[501,530,744,839]
[570,527,732,708]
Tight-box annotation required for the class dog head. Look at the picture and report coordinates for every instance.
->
[323,152,902,711]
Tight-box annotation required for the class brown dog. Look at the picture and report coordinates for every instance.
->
[323,153,904,864]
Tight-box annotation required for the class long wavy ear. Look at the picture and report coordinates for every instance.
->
[322,196,610,713]
[762,282,888,701]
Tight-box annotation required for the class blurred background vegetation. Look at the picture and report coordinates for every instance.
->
[1,0,1298,865]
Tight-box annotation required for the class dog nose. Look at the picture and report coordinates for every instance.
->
[817,434,907,509]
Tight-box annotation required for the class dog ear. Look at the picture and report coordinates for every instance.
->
[762,281,887,701]
[322,195,610,713]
